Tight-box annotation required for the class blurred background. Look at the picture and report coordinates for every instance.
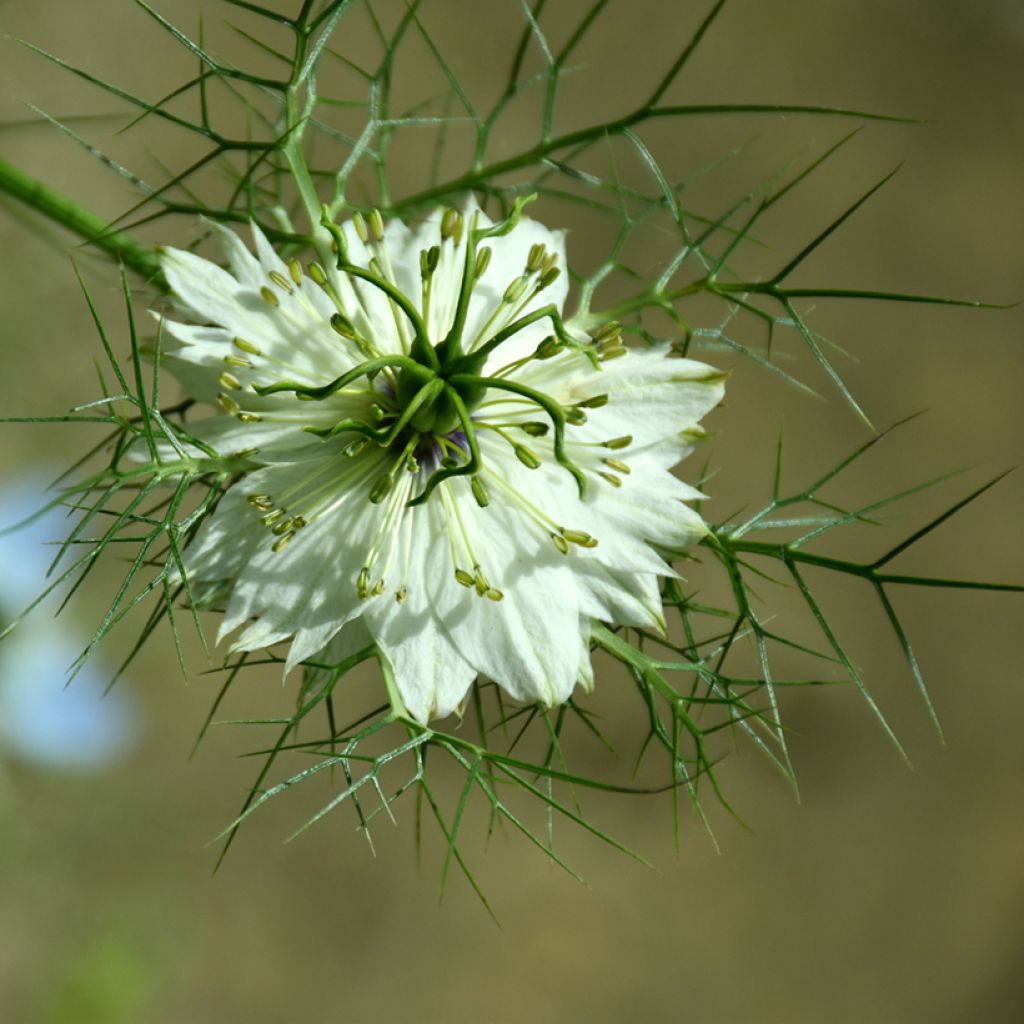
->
[0,1,1022,1021]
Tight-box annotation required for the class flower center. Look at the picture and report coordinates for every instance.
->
[250,198,622,509]
[230,203,637,604]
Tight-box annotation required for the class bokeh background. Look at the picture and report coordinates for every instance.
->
[1,1,1022,1021]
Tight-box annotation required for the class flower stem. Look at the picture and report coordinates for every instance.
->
[0,157,163,284]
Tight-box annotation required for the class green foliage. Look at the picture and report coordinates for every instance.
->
[0,0,1018,908]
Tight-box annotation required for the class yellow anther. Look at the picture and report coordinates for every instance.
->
[604,435,633,450]
[514,445,541,470]
[232,337,261,355]
[268,270,292,293]
[561,528,598,548]
[217,393,241,416]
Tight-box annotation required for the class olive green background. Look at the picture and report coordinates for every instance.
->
[1,2,1022,1022]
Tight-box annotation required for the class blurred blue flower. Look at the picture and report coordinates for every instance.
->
[0,475,139,772]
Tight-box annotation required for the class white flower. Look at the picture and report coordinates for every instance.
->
[158,202,725,724]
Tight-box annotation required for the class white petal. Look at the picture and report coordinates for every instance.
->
[518,344,726,453]
[211,220,266,288]
[378,619,477,724]
[437,495,582,707]
[299,618,374,704]
[574,560,666,633]
[161,244,355,386]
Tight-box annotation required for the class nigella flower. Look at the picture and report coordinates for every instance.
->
[157,201,725,723]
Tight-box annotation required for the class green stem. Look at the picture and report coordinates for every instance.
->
[392,104,908,214]
[718,535,1024,593]
[282,24,334,268]
[0,157,163,284]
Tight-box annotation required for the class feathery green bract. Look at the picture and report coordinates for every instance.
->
[0,0,1018,910]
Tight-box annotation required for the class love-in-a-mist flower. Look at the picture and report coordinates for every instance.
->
[158,201,725,723]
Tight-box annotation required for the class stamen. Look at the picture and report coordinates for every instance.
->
[233,337,262,356]
[503,276,529,304]
[603,458,631,475]
[440,209,461,242]
[592,320,621,343]
[218,371,242,391]
[471,476,489,508]
[369,434,419,505]
[604,435,633,450]
[217,393,241,415]
[538,266,561,290]
[330,313,355,337]
[534,337,560,360]
[473,565,489,597]
[514,444,541,469]
[369,473,394,504]
[354,459,416,600]
[560,528,598,548]
[436,480,497,601]
[420,245,440,324]
[268,270,293,293]
[481,466,568,544]
[259,286,279,307]
[288,257,303,285]
[368,208,384,243]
